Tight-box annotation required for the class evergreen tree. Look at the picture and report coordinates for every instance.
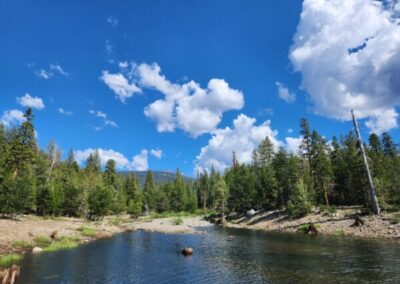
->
[143,170,157,212]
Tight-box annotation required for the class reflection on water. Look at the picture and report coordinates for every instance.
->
[19,227,400,283]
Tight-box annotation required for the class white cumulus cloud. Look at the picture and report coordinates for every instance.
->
[130,149,149,171]
[101,62,244,137]
[290,0,400,134]
[100,71,142,103]
[1,109,26,127]
[138,63,245,137]
[195,113,282,173]
[74,148,149,171]
[17,93,45,109]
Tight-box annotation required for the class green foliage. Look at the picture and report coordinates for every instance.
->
[87,186,113,220]
[43,237,78,252]
[78,226,98,237]
[0,254,23,268]
[11,240,32,249]
[172,217,183,225]
[33,236,52,247]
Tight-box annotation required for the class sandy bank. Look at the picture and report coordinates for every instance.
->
[225,207,400,240]
[132,216,212,234]
[0,215,134,255]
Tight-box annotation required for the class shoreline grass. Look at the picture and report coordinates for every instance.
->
[0,254,22,268]
[78,226,98,237]
[43,237,78,252]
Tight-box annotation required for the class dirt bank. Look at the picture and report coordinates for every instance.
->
[0,215,134,256]
[132,216,211,234]
[225,207,400,240]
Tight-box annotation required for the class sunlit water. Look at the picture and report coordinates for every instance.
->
[19,226,400,283]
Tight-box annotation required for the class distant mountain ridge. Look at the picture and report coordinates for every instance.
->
[119,171,193,187]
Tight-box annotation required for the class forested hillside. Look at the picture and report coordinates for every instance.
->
[0,108,399,221]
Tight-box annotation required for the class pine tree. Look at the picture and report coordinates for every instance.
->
[143,170,157,212]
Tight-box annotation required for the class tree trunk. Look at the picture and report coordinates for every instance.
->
[351,110,381,215]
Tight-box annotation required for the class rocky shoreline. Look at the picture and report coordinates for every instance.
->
[224,207,400,240]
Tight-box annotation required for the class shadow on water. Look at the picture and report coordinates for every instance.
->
[19,226,400,284]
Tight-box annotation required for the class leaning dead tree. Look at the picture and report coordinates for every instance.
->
[351,110,381,215]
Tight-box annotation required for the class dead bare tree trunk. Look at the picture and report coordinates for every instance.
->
[351,110,381,215]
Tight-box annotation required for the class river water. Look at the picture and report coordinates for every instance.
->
[19,226,400,283]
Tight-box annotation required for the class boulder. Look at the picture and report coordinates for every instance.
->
[182,247,193,256]
[246,209,255,217]
[32,247,43,254]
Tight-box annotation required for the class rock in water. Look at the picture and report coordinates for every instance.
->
[182,247,193,256]
[32,247,43,254]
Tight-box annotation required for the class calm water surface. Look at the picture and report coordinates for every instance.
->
[19,226,400,283]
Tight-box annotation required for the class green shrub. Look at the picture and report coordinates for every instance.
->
[33,236,52,247]
[78,227,98,237]
[11,240,32,249]
[0,254,22,268]
[172,217,183,225]
[287,202,312,218]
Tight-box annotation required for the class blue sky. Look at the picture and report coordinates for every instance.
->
[1,0,399,176]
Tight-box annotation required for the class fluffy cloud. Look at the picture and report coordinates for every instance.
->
[101,63,244,137]
[195,114,281,173]
[276,82,296,103]
[132,63,244,137]
[74,148,149,171]
[100,71,142,103]
[285,136,303,154]
[89,109,118,128]
[17,93,45,109]
[290,0,400,134]
[150,149,163,159]
[130,149,149,171]
[1,109,25,127]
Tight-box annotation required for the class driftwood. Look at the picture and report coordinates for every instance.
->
[0,265,20,284]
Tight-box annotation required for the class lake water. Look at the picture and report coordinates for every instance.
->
[19,226,400,283]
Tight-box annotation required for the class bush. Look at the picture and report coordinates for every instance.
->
[287,202,312,218]
[172,217,183,225]
[33,236,52,247]
[0,254,22,268]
